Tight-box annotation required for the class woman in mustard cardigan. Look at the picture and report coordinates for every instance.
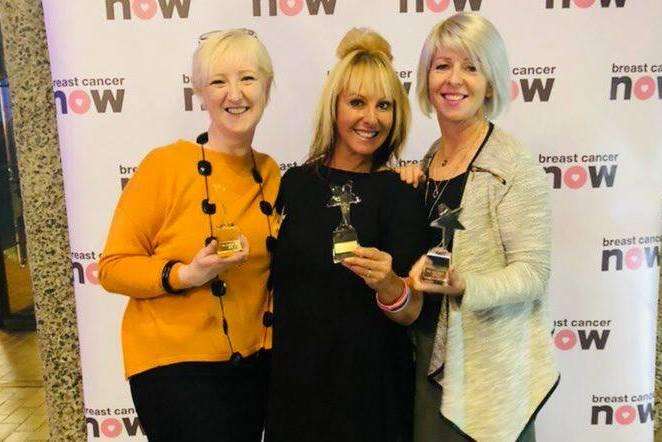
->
[99,29,279,441]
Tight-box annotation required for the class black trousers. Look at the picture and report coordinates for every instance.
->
[129,351,270,442]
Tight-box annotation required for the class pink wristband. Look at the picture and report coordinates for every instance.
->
[376,279,411,313]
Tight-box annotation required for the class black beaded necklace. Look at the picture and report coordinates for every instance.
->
[196,132,276,365]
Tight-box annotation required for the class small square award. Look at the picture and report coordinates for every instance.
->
[212,185,243,258]
[327,181,361,264]
[214,223,243,257]
[422,204,465,285]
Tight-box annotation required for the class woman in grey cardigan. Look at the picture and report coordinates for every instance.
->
[393,13,559,442]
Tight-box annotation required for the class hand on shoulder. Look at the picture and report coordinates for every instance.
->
[395,163,426,188]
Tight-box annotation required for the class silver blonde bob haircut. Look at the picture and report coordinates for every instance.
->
[416,13,510,120]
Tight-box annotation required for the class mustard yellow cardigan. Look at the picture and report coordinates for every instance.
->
[99,140,280,378]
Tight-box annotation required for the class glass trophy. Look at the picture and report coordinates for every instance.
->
[327,181,361,264]
[422,204,465,285]
[212,186,243,258]
[214,223,243,257]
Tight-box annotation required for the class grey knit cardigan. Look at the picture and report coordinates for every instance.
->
[421,126,559,441]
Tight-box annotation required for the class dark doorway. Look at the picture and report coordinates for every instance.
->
[0,26,35,331]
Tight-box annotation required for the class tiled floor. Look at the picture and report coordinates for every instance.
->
[0,331,48,441]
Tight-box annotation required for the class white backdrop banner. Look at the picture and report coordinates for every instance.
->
[41,0,661,440]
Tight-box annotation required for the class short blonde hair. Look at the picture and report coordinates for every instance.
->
[416,13,510,120]
[191,29,274,100]
[308,28,411,171]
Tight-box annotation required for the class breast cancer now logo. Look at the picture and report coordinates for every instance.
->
[86,408,145,438]
[72,251,100,285]
[545,0,625,8]
[601,235,660,272]
[105,0,191,20]
[87,417,144,438]
[397,69,414,96]
[54,76,125,114]
[511,65,556,102]
[252,0,336,16]
[538,153,617,190]
[119,165,138,190]
[591,393,654,426]
[510,79,554,102]
[181,74,206,112]
[553,319,610,351]
[610,63,662,100]
[399,0,482,12]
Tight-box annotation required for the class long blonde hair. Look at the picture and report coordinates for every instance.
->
[307,28,410,171]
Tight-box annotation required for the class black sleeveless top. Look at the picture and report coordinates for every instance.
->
[416,122,494,332]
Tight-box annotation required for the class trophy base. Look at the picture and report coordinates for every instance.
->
[422,248,451,285]
[215,223,242,258]
[333,240,359,264]
[331,222,359,263]
[217,239,243,258]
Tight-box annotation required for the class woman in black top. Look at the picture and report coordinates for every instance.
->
[266,28,428,442]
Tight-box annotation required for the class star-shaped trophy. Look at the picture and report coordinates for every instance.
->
[327,181,361,263]
[422,203,465,285]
